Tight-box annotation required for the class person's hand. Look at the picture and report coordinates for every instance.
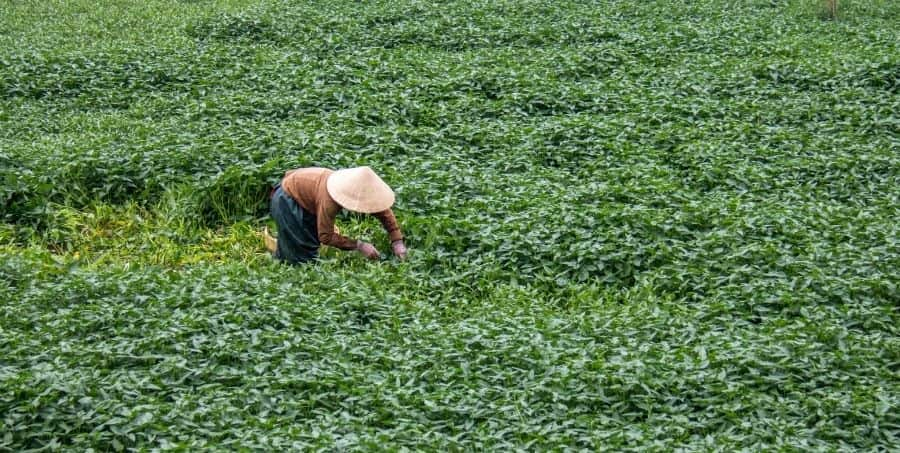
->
[391,240,408,260]
[356,241,380,260]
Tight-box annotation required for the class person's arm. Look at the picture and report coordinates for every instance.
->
[317,203,359,251]
[373,209,403,243]
[373,209,407,259]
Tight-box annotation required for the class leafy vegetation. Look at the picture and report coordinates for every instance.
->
[2,0,898,450]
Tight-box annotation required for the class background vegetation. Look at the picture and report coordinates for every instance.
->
[1,0,898,449]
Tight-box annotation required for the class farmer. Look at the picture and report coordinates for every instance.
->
[265,166,407,264]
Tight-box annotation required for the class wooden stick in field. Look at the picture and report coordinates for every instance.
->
[826,0,838,19]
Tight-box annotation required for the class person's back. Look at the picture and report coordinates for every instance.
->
[280,167,331,216]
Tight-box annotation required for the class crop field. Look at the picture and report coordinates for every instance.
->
[1,0,899,450]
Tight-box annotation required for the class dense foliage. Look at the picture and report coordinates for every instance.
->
[1,0,898,450]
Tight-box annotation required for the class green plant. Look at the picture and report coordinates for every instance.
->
[1,0,898,450]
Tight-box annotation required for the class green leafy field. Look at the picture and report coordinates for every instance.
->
[2,0,898,449]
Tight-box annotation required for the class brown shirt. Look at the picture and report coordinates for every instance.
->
[281,167,403,250]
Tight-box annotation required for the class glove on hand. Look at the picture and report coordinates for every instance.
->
[391,240,408,260]
[356,241,380,260]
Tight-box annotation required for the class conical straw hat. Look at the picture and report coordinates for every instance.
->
[326,166,395,214]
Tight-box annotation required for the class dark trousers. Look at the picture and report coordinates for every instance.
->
[270,185,320,264]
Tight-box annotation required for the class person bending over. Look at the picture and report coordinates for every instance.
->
[266,166,407,264]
